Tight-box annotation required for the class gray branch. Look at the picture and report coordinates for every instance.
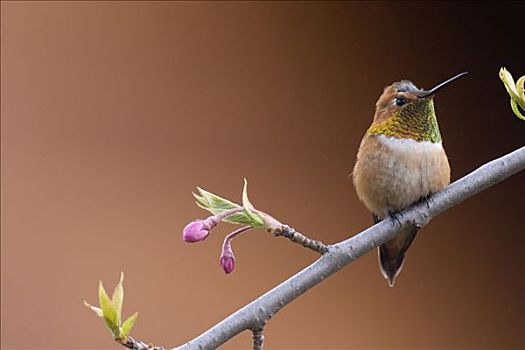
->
[124,145,525,350]
[251,328,265,350]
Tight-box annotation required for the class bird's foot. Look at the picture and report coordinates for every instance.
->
[420,194,434,209]
[388,211,403,227]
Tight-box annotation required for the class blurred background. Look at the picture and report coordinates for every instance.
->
[1,2,524,349]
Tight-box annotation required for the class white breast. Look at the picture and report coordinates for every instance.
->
[376,134,444,154]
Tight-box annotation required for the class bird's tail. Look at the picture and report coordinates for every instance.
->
[379,246,406,287]
[378,225,419,287]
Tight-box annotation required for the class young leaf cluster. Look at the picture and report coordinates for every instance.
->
[84,272,139,341]
[499,67,525,120]
[193,179,265,227]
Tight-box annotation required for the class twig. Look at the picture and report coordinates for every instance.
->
[251,328,265,350]
[119,336,166,350]
[274,225,328,254]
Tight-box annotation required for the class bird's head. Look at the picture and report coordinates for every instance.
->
[368,72,468,143]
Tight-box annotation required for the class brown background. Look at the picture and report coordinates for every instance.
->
[1,2,524,349]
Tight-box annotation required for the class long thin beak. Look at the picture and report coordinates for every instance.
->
[418,72,468,98]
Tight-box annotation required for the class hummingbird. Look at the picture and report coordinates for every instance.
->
[352,72,467,287]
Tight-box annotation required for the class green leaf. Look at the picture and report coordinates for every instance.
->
[216,210,265,227]
[193,187,241,214]
[499,67,525,120]
[219,212,259,226]
[193,186,264,227]
[510,99,525,121]
[241,179,264,226]
[500,67,520,100]
[242,178,255,210]
[120,312,139,339]
[98,281,112,318]
[84,300,104,318]
[111,272,124,325]
[517,75,525,104]
[243,207,265,226]
[99,281,118,334]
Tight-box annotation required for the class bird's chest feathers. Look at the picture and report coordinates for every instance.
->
[378,134,444,163]
[374,134,448,186]
[353,134,450,217]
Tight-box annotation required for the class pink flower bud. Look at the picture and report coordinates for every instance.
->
[220,251,235,274]
[182,216,221,243]
[218,226,251,274]
[182,220,210,242]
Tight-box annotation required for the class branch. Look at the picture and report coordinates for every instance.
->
[274,225,328,254]
[170,145,525,350]
[120,337,166,350]
[251,328,265,350]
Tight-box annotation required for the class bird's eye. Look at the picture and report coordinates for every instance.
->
[395,97,407,106]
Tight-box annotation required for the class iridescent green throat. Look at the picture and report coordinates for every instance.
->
[367,98,442,143]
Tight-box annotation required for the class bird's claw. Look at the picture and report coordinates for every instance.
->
[389,211,403,227]
[420,194,434,208]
